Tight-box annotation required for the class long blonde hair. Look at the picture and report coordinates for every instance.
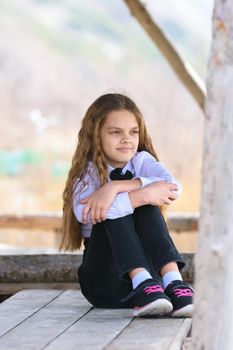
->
[60,93,159,251]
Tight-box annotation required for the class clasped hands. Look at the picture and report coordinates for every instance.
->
[80,181,178,225]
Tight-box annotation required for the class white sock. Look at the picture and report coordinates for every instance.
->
[132,270,153,289]
[162,271,183,289]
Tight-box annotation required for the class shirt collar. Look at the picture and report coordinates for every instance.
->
[107,158,134,179]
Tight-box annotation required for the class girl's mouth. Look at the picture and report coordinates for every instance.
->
[117,148,133,151]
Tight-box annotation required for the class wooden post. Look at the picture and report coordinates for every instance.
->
[191,0,233,349]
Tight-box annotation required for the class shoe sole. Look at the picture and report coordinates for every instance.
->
[133,299,173,317]
[172,304,193,318]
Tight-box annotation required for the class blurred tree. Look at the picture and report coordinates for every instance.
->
[191,0,233,348]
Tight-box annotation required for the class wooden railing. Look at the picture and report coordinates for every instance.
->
[0,213,62,231]
[0,212,199,232]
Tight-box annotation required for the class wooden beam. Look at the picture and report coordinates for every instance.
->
[123,0,206,109]
[0,213,199,232]
[168,213,198,232]
[0,213,61,231]
[0,253,194,285]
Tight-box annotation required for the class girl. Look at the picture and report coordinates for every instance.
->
[61,93,193,317]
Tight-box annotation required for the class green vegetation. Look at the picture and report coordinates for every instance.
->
[0,150,43,176]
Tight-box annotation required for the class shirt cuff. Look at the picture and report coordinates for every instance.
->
[135,176,163,188]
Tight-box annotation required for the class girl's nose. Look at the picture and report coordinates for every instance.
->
[121,136,132,143]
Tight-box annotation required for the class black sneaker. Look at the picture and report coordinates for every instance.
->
[121,278,173,317]
[164,280,194,318]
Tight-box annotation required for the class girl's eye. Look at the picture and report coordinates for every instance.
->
[109,130,139,135]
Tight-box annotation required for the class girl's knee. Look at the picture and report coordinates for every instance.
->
[135,204,161,216]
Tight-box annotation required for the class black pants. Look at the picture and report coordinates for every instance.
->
[78,205,185,308]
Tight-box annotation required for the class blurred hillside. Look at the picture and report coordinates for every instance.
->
[0,0,213,215]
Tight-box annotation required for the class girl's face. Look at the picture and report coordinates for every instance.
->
[100,109,139,168]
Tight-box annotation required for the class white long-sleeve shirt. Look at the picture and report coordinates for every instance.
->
[73,151,182,238]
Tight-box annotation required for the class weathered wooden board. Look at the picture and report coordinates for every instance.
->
[0,290,92,350]
[45,308,133,350]
[0,290,63,337]
[0,253,194,283]
[106,318,191,350]
[0,254,81,283]
[0,290,192,350]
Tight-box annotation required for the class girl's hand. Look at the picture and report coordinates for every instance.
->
[129,181,178,208]
[143,182,178,206]
[80,182,118,224]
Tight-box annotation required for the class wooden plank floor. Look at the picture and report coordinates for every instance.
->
[0,290,191,350]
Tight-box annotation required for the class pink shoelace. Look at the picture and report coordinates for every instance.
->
[173,288,193,297]
[144,285,164,295]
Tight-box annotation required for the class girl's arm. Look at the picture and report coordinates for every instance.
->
[73,162,142,225]
[80,179,141,224]
[79,180,178,224]
[73,153,182,225]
